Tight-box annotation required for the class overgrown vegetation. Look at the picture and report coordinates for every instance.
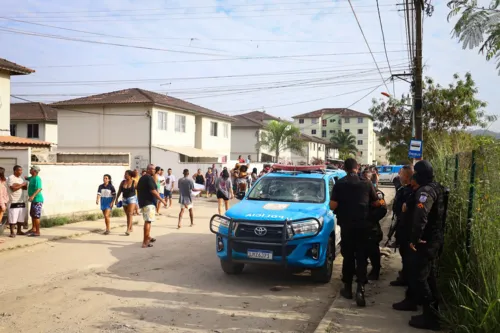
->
[370,72,495,163]
[428,135,500,333]
[40,208,125,228]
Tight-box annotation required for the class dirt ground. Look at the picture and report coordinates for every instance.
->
[0,187,394,333]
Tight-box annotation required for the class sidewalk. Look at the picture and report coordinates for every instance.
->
[0,216,131,252]
[315,253,431,333]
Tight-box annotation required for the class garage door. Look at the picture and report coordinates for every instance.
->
[0,158,17,176]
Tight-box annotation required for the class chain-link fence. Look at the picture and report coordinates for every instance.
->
[431,143,500,333]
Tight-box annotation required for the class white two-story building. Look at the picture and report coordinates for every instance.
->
[293,108,375,164]
[53,88,234,176]
[10,102,58,145]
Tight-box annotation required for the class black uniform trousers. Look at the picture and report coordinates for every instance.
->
[340,225,370,285]
[415,244,440,305]
[399,241,418,300]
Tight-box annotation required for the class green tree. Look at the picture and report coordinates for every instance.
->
[447,0,500,73]
[256,120,305,160]
[370,72,494,161]
[330,131,358,160]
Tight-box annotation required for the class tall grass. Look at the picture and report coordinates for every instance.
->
[429,135,500,333]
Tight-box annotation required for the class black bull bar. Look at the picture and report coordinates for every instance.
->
[209,214,322,267]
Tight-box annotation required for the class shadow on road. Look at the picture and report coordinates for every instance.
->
[64,231,338,332]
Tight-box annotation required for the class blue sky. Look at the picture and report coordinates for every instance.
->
[1,0,499,131]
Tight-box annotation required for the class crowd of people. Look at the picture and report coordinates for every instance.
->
[330,158,445,331]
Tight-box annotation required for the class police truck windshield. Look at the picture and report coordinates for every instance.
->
[247,177,325,203]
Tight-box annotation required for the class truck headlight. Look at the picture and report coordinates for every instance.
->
[210,215,237,234]
[291,217,323,236]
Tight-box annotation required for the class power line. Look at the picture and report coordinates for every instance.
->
[224,83,385,113]
[375,0,395,95]
[10,95,145,117]
[4,4,396,19]
[4,10,399,23]
[3,1,387,14]
[12,62,408,86]
[347,0,391,93]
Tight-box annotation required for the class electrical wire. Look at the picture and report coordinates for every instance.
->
[375,0,394,95]
[347,0,390,94]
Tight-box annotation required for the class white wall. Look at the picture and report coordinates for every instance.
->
[0,148,31,174]
[295,117,321,137]
[34,163,129,217]
[0,71,11,136]
[230,128,258,161]
[152,106,196,148]
[340,116,375,164]
[58,105,150,152]
[44,123,58,144]
[198,116,231,155]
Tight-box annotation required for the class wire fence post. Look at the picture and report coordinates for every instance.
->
[466,150,476,255]
[454,154,459,189]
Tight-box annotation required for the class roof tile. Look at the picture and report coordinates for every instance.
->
[52,88,234,121]
[0,58,35,75]
[0,136,51,147]
[292,108,371,119]
[11,103,58,122]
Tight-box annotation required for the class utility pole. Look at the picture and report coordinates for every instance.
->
[413,0,423,159]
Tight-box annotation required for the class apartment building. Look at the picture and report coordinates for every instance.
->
[292,108,376,164]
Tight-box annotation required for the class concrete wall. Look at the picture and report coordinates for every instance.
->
[230,128,258,161]
[197,116,231,155]
[0,148,31,174]
[0,71,11,136]
[57,105,150,152]
[340,116,375,164]
[34,163,129,217]
[295,117,321,137]
[45,123,58,144]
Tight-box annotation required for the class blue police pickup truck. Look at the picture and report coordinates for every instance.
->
[209,164,347,283]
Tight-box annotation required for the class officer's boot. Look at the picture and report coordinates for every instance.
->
[408,303,441,331]
[392,298,418,311]
[355,283,366,307]
[340,283,353,299]
[367,266,380,281]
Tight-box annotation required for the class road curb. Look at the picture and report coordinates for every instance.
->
[0,220,138,253]
[314,290,342,333]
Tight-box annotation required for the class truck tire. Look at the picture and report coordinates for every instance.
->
[311,237,334,283]
[220,260,245,275]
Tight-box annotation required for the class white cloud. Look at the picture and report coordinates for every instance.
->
[2,0,498,131]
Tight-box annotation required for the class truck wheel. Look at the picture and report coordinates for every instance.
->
[220,260,245,275]
[311,237,334,283]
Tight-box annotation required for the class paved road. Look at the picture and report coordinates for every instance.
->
[0,187,394,333]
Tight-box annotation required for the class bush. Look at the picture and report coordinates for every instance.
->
[40,209,124,228]
[111,208,125,218]
[429,136,500,333]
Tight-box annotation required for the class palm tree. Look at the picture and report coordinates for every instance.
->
[256,120,305,161]
[330,131,358,160]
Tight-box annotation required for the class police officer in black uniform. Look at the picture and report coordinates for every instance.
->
[330,158,381,306]
[390,165,415,288]
[408,160,445,330]
[361,169,388,281]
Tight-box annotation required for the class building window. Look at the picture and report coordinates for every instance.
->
[10,124,16,136]
[357,140,363,145]
[344,129,350,133]
[223,123,229,138]
[357,129,363,135]
[344,117,350,124]
[311,118,318,124]
[158,111,167,131]
[27,124,39,138]
[210,121,218,136]
[339,119,342,125]
[329,118,335,123]
[358,117,363,123]
[299,119,304,124]
[175,114,186,132]
[322,119,327,127]
[311,129,317,135]
[329,130,335,134]
[322,130,327,137]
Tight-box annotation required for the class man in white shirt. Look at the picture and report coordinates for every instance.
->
[164,168,176,209]
[156,168,166,213]
[7,165,28,237]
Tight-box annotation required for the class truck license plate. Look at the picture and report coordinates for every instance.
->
[247,249,273,260]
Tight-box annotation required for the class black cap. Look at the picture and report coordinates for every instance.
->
[413,160,434,186]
